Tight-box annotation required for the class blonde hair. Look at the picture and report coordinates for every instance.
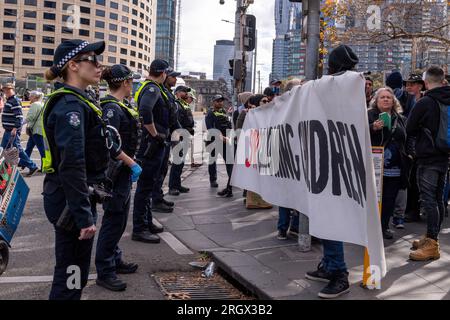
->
[370,87,403,114]
[283,78,304,92]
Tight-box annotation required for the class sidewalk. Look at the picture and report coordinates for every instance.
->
[156,164,450,300]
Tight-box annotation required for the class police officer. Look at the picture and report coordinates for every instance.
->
[168,86,195,195]
[95,64,143,291]
[132,59,171,243]
[205,94,234,197]
[42,39,108,300]
[151,68,181,213]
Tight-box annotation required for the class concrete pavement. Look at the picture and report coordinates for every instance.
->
[157,164,450,300]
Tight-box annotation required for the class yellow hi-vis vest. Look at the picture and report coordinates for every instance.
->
[100,99,139,120]
[41,88,103,174]
[133,80,169,108]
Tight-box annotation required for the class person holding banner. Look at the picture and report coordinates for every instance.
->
[368,87,408,240]
[305,44,359,299]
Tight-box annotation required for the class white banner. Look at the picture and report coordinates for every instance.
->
[231,71,386,277]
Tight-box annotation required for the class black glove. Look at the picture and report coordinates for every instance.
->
[406,136,416,159]
[154,133,167,145]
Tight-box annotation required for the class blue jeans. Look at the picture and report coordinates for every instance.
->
[25,133,45,167]
[321,240,347,274]
[1,130,37,170]
[417,164,448,240]
[277,207,299,232]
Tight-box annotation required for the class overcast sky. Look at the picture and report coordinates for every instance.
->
[178,0,275,88]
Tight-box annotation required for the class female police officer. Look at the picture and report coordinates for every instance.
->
[95,65,142,291]
[42,39,110,300]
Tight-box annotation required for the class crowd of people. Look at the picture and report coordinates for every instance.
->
[1,37,450,301]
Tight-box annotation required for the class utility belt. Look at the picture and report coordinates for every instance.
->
[143,133,169,159]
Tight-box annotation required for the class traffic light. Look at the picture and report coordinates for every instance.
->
[228,59,234,77]
[229,59,243,80]
[244,14,256,52]
[288,0,302,2]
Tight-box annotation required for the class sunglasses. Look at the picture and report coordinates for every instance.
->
[74,55,101,67]
[261,99,269,103]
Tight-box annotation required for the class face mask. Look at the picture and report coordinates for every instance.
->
[272,87,280,95]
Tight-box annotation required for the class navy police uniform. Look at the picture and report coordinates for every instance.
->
[95,91,140,281]
[42,39,107,300]
[132,60,171,236]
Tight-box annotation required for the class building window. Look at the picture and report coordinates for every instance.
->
[122,5,129,13]
[2,45,15,52]
[120,59,127,65]
[109,24,118,31]
[44,1,56,8]
[24,0,37,5]
[5,9,17,18]
[110,1,118,9]
[109,34,117,42]
[122,16,129,23]
[62,27,73,34]
[42,36,54,43]
[79,29,90,37]
[95,32,105,39]
[108,56,116,64]
[43,24,55,32]
[96,9,105,17]
[22,58,35,66]
[96,0,105,5]
[110,12,118,20]
[43,12,56,20]
[23,46,35,54]
[120,48,127,55]
[2,57,14,65]
[95,20,105,28]
[5,0,18,3]
[24,10,36,18]
[80,18,90,25]
[121,26,128,34]
[80,6,90,14]
[42,48,54,55]
[23,34,36,41]
[3,21,16,28]
[108,45,117,53]
[41,60,53,67]
[23,22,36,30]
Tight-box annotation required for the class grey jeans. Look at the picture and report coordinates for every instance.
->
[393,188,407,219]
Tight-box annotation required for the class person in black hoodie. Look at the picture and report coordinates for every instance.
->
[406,65,450,261]
[368,87,408,240]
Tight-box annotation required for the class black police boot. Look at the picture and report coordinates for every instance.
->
[96,277,127,292]
[161,198,174,207]
[178,186,190,193]
[132,230,160,243]
[116,261,138,274]
[217,187,233,197]
[318,272,350,299]
[169,188,180,196]
[152,201,174,213]
[149,223,164,234]
[210,181,219,188]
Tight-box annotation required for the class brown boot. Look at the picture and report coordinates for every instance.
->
[412,235,427,250]
[409,238,440,261]
[246,192,273,209]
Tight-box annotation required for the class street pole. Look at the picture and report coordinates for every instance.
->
[253,29,257,93]
[305,0,320,80]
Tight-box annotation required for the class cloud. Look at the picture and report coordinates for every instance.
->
[178,0,275,88]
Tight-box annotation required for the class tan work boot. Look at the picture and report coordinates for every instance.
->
[412,236,427,250]
[409,238,440,261]
[246,192,273,209]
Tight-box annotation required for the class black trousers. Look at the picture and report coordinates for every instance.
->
[49,226,94,300]
[208,142,234,188]
[95,167,131,280]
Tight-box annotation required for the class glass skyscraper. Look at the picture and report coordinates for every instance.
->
[156,0,177,67]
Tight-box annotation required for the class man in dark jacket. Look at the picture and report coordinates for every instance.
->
[305,44,358,299]
[406,65,450,261]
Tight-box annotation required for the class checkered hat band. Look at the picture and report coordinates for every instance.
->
[111,73,133,82]
[56,41,89,69]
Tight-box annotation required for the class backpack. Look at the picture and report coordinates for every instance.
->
[435,100,450,153]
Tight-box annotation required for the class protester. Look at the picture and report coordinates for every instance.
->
[1,83,38,176]
[263,87,276,102]
[205,94,234,197]
[132,59,171,244]
[277,208,299,240]
[306,44,359,299]
[95,64,143,292]
[283,78,303,93]
[365,77,374,107]
[270,79,282,96]
[368,87,408,240]
[406,65,450,261]
[233,91,253,129]
[42,39,107,300]
[24,91,45,169]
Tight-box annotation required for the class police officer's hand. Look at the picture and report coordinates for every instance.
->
[154,133,166,145]
[130,163,143,182]
[79,225,96,240]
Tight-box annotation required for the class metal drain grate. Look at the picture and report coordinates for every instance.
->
[154,272,244,300]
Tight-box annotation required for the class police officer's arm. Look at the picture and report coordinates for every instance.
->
[53,102,94,230]
[139,88,160,137]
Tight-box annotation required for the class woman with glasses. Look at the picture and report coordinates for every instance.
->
[42,39,109,300]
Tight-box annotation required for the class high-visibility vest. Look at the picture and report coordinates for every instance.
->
[100,99,139,120]
[41,88,103,174]
[133,80,169,107]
